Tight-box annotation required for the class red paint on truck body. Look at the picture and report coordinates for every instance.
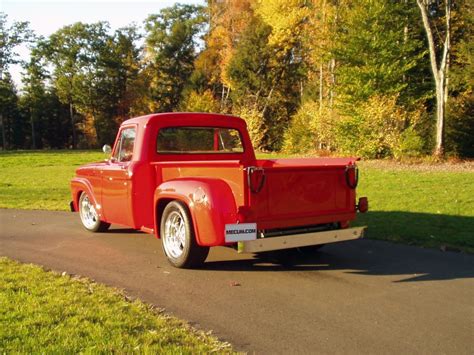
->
[71,112,364,246]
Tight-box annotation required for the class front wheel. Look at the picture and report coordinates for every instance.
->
[161,201,209,268]
[78,192,110,232]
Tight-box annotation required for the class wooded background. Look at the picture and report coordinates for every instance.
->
[1,0,472,158]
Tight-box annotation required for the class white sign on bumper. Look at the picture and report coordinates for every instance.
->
[225,223,257,243]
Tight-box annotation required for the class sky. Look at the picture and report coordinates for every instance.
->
[1,0,205,87]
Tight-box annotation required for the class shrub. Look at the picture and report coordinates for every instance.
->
[393,127,425,159]
[283,101,338,154]
[335,94,425,158]
[234,106,266,150]
[446,91,474,157]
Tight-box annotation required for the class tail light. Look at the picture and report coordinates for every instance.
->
[357,197,368,213]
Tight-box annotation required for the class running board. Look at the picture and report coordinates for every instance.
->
[237,226,366,253]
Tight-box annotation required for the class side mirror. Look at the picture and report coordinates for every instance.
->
[102,144,112,154]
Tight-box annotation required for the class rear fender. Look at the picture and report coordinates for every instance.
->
[154,178,238,246]
[70,178,103,218]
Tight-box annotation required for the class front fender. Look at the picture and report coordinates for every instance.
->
[154,178,238,247]
[70,178,102,218]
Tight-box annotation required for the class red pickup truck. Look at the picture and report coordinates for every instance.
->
[71,113,367,268]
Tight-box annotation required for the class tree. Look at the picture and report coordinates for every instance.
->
[416,0,452,157]
[227,15,303,150]
[0,13,32,77]
[0,73,23,148]
[445,0,474,156]
[21,41,49,149]
[45,22,144,147]
[334,0,425,110]
[144,4,205,112]
[0,13,31,149]
[46,22,93,148]
[110,26,144,121]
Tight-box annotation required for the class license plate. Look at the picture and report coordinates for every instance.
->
[225,223,257,243]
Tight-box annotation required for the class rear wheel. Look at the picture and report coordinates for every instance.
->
[78,192,110,232]
[160,201,209,268]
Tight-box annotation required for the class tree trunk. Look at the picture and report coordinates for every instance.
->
[70,102,77,149]
[0,114,6,150]
[329,58,336,108]
[435,77,445,156]
[30,110,36,149]
[416,0,451,157]
[319,63,323,112]
[221,84,225,108]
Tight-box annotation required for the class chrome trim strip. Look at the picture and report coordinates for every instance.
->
[238,226,366,253]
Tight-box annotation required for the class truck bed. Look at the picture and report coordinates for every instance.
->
[250,158,358,230]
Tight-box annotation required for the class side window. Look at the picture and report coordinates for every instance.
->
[113,127,136,162]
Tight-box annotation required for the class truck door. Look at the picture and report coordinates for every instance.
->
[100,126,136,227]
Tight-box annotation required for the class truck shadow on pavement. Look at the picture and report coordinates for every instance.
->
[202,211,474,283]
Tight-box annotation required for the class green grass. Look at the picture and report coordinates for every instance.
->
[355,162,474,253]
[0,150,104,210]
[0,257,232,353]
[0,150,473,252]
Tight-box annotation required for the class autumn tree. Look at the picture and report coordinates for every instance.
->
[227,13,304,150]
[45,22,144,146]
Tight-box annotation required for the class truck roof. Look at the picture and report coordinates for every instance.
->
[121,112,246,127]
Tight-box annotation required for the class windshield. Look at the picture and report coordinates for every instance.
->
[157,127,244,154]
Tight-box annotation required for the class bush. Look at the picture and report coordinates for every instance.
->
[234,106,267,150]
[335,95,425,158]
[446,91,474,157]
[283,101,338,154]
[393,127,425,159]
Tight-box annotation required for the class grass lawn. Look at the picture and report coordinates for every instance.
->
[0,150,104,210]
[354,162,474,253]
[1,150,473,252]
[0,257,231,353]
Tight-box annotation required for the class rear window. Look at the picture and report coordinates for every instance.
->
[157,127,244,154]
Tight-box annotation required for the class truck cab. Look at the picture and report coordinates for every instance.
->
[71,113,367,268]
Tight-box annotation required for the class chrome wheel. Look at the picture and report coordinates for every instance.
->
[160,201,209,268]
[80,194,99,229]
[78,192,110,232]
[163,211,186,259]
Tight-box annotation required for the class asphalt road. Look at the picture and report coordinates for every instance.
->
[1,209,473,354]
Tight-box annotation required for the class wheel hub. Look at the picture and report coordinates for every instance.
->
[163,211,185,258]
[80,195,98,229]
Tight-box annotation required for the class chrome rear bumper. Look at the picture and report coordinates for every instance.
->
[238,226,366,253]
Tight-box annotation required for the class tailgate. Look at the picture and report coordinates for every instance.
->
[248,158,358,229]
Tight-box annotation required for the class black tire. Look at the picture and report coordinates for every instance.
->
[78,192,110,232]
[160,201,209,268]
